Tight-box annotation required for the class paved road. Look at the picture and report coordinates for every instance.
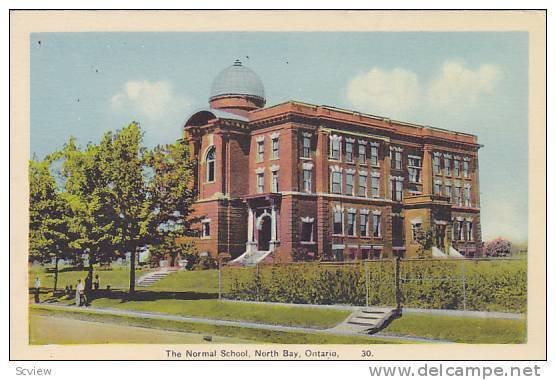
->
[30,314,255,345]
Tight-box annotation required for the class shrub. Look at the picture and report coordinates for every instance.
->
[484,238,512,257]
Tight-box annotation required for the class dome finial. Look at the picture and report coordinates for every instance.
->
[234,59,242,66]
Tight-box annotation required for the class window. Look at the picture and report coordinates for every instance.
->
[452,221,459,241]
[301,221,314,242]
[332,248,344,261]
[201,220,211,238]
[347,211,356,236]
[333,209,343,235]
[455,185,462,206]
[445,183,452,201]
[358,174,367,197]
[391,178,403,201]
[463,160,470,178]
[411,222,422,242]
[302,135,311,158]
[345,173,354,195]
[458,221,465,241]
[433,154,441,175]
[205,146,216,182]
[466,221,473,241]
[434,181,442,195]
[330,136,341,160]
[464,185,471,207]
[454,158,461,177]
[271,170,279,192]
[256,140,264,162]
[271,137,279,160]
[444,156,452,176]
[370,144,379,166]
[303,169,312,193]
[358,143,366,164]
[359,213,368,237]
[371,175,380,198]
[345,140,354,162]
[331,170,342,194]
[372,214,381,238]
[392,150,402,170]
[408,156,422,183]
[257,172,264,193]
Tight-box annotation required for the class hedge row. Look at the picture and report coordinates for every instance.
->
[222,259,526,313]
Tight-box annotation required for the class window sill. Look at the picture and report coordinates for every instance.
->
[332,234,345,237]
[300,241,316,245]
[299,157,313,161]
[204,181,216,185]
[270,157,280,161]
[201,236,211,240]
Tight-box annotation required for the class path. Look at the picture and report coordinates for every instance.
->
[32,304,446,343]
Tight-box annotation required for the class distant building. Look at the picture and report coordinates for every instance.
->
[184,60,482,264]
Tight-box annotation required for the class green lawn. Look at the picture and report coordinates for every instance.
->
[29,265,148,291]
[148,269,218,294]
[88,298,349,329]
[383,313,526,343]
[30,307,399,344]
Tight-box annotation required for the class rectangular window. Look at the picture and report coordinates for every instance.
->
[301,221,314,242]
[358,144,366,164]
[391,178,403,201]
[201,221,210,238]
[347,211,356,236]
[372,214,381,238]
[371,176,380,198]
[345,141,354,163]
[330,139,341,160]
[345,173,354,195]
[452,221,459,241]
[333,210,343,235]
[463,160,470,178]
[257,140,264,162]
[434,182,442,195]
[458,221,465,241]
[454,159,461,177]
[303,169,312,192]
[370,145,379,166]
[444,157,452,176]
[408,156,422,183]
[257,172,264,193]
[302,136,311,158]
[466,221,473,241]
[331,171,342,194]
[392,151,402,170]
[433,155,441,175]
[271,170,279,192]
[455,186,462,206]
[271,137,279,160]
[445,184,452,201]
[358,174,367,197]
[359,213,368,237]
[464,186,471,207]
[333,248,344,262]
[411,222,422,242]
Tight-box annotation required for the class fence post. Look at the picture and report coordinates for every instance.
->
[256,263,260,302]
[461,259,467,311]
[218,259,222,301]
[365,260,369,308]
[395,256,401,311]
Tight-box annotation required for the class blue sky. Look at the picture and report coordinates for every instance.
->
[30,32,528,242]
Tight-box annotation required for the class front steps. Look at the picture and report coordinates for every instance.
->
[230,250,272,266]
[136,269,173,288]
[331,307,402,335]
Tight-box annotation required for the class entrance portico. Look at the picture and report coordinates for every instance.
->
[244,193,281,254]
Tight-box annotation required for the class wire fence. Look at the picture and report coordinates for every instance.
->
[218,257,526,313]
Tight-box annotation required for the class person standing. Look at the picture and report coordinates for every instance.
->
[75,279,84,306]
[34,277,41,303]
[93,274,100,291]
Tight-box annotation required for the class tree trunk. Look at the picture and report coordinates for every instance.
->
[85,257,94,292]
[129,246,136,294]
[53,256,59,292]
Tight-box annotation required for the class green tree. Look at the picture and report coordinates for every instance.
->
[415,227,434,259]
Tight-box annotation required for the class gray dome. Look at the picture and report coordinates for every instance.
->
[210,60,265,101]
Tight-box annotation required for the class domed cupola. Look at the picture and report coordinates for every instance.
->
[209,60,266,112]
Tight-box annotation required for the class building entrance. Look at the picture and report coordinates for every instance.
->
[258,215,272,251]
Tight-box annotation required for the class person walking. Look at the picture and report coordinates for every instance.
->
[34,277,41,303]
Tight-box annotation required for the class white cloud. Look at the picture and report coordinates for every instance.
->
[481,195,527,243]
[111,80,191,121]
[346,67,419,119]
[345,61,501,119]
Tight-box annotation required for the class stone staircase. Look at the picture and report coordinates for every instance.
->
[230,250,272,266]
[330,307,402,335]
[136,269,173,288]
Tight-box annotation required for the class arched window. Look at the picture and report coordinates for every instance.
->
[205,146,216,182]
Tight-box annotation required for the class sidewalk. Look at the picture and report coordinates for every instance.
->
[31,303,445,343]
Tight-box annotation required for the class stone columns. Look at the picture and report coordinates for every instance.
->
[269,205,280,252]
[422,145,433,195]
[245,206,257,252]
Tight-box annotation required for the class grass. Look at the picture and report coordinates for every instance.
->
[383,312,526,344]
[29,265,148,291]
[148,269,219,293]
[30,306,400,344]
[88,297,350,329]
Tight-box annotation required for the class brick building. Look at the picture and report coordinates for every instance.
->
[184,60,482,264]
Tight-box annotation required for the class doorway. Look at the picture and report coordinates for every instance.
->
[258,216,271,251]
